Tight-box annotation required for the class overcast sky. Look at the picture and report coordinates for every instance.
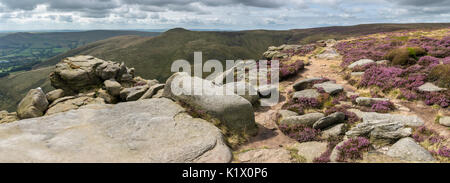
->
[0,0,449,31]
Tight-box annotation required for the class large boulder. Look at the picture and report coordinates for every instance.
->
[0,98,232,163]
[163,72,257,146]
[50,55,135,93]
[417,82,447,92]
[236,148,294,163]
[313,81,343,95]
[347,59,375,69]
[46,89,65,103]
[293,77,323,91]
[345,120,412,143]
[386,137,436,162]
[104,79,122,97]
[17,88,49,119]
[280,113,324,127]
[223,82,259,104]
[348,109,424,127]
[313,112,345,129]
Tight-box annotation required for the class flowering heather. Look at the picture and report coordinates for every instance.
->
[279,124,320,143]
[336,137,370,162]
[280,60,304,79]
[412,126,442,143]
[399,88,418,101]
[418,56,440,67]
[313,138,341,163]
[370,100,395,113]
[437,146,450,158]
[443,57,450,64]
[423,92,449,108]
[283,97,321,114]
[359,65,404,90]
[325,105,360,124]
[281,44,316,56]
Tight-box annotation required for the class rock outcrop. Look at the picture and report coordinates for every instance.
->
[313,81,343,95]
[348,109,424,127]
[17,88,49,119]
[293,89,320,99]
[346,120,412,143]
[347,59,374,69]
[163,72,258,146]
[0,111,18,124]
[386,137,436,162]
[313,112,345,129]
[293,78,324,91]
[0,98,232,163]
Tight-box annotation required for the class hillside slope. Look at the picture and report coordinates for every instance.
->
[1,23,450,111]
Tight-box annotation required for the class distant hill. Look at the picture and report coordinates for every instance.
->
[1,23,450,112]
[0,30,160,74]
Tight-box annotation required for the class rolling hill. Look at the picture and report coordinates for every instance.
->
[0,30,160,74]
[1,23,450,112]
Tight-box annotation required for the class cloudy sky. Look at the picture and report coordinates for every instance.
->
[0,0,449,31]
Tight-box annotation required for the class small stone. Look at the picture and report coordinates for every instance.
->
[355,97,390,107]
[348,59,375,69]
[439,116,450,127]
[280,113,324,127]
[293,89,320,99]
[321,123,347,139]
[293,78,323,91]
[417,82,447,92]
[313,112,345,129]
[313,81,343,95]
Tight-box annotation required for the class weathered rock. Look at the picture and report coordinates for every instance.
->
[439,116,450,127]
[95,61,121,80]
[163,72,257,145]
[376,60,389,65]
[293,89,320,99]
[120,85,149,101]
[46,96,105,116]
[346,120,412,143]
[386,137,436,162]
[293,78,324,91]
[278,110,298,121]
[313,112,345,129]
[236,148,293,163]
[280,113,324,127]
[152,89,164,98]
[348,109,424,127]
[321,123,347,139]
[0,98,232,163]
[104,79,121,96]
[417,82,447,92]
[223,82,259,104]
[313,81,343,95]
[355,97,390,107]
[329,140,345,162]
[211,60,258,85]
[139,84,165,100]
[97,89,117,104]
[317,48,340,60]
[0,111,18,124]
[17,88,49,119]
[292,141,328,163]
[46,89,65,103]
[348,59,374,69]
[351,72,365,76]
[258,85,278,98]
[50,56,136,93]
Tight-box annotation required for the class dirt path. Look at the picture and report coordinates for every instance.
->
[236,47,450,152]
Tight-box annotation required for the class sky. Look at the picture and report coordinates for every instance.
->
[0,0,449,31]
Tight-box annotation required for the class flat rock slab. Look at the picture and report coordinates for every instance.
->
[355,97,390,107]
[348,109,424,127]
[439,116,450,127]
[280,113,324,127]
[291,141,328,163]
[293,78,323,91]
[348,59,374,69]
[293,89,320,99]
[0,98,232,163]
[386,137,436,162]
[417,82,447,92]
[313,81,343,95]
[236,148,293,163]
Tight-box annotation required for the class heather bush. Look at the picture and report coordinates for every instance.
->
[417,56,440,67]
[399,88,418,100]
[443,57,450,64]
[437,146,450,158]
[423,92,449,108]
[412,126,439,143]
[279,124,321,143]
[280,60,304,79]
[428,64,450,88]
[313,137,342,163]
[371,100,396,113]
[336,137,371,162]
